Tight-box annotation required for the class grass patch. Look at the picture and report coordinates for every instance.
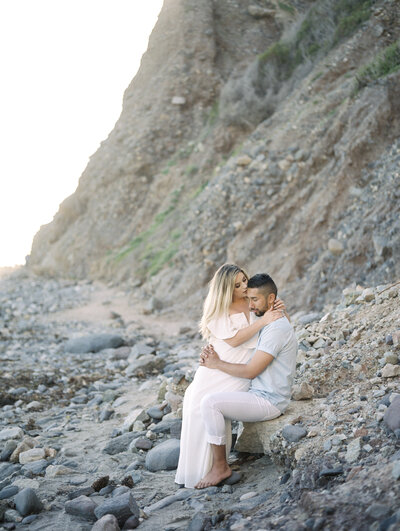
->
[141,230,182,276]
[333,0,372,43]
[190,180,209,199]
[354,40,400,91]
[113,187,183,263]
[185,165,199,177]
[207,100,219,126]
[278,2,295,15]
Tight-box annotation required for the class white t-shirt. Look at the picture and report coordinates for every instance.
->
[249,317,298,413]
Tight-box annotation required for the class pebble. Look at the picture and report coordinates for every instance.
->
[65,495,98,520]
[282,425,307,443]
[240,491,257,501]
[0,485,19,499]
[384,397,400,431]
[0,428,24,441]
[94,492,140,527]
[14,488,43,516]
[91,514,121,530]
[345,438,361,463]
[19,447,46,464]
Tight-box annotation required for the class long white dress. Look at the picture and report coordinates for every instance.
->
[175,312,257,488]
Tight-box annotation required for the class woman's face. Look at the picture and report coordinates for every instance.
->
[233,271,248,300]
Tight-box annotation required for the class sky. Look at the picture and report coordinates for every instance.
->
[0,0,163,267]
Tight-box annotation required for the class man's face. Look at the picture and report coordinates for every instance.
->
[248,288,269,316]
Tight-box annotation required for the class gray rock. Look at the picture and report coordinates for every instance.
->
[134,438,153,450]
[0,485,18,499]
[92,514,121,531]
[150,418,181,435]
[99,407,115,422]
[68,487,95,500]
[103,433,138,455]
[122,515,139,529]
[145,439,180,472]
[94,492,140,526]
[345,438,361,463]
[112,486,130,498]
[0,440,18,462]
[0,427,24,442]
[282,425,307,443]
[146,406,164,420]
[14,488,43,516]
[384,396,400,431]
[366,503,391,519]
[65,495,97,520]
[129,343,155,360]
[125,355,165,376]
[143,490,192,514]
[64,334,124,353]
[392,461,400,480]
[297,313,322,326]
[187,511,211,531]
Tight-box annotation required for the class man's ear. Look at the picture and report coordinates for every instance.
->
[267,293,276,309]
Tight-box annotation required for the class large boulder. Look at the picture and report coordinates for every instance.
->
[235,400,318,454]
[64,334,125,353]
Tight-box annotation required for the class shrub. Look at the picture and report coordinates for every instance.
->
[355,40,400,90]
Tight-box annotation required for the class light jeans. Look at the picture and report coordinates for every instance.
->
[200,391,281,445]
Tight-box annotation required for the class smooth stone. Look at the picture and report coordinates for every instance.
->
[112,486,130,498]
[384,396,400,431]
[21,514,38,525]
[150,418,181,435]
[365,503,391,519]
[64,334,125,353]
[19,448,46,464]
[103,433,138,455]
[45,465,76,478]
[0,428,24,442]
[392,461,400,480]
[134,438,153,450]
[94,492,140,526]
[92,514,121,531]
[146,406,164,420]
[292,382,314,400]
[65,495,97,520]
[68,487,95,500]
[187,511,211,531]
[122,514,139,529]
[0,441,18,462]
[0,485,19,499]
[22,459,49,476]
[239,491,257,501]
[14,488,43,516]
[282,425,307,443]
[297,313,323,325]
[4,508,22,522]
[145,439,180,472]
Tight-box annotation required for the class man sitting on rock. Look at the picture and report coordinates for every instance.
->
[196,273,298,489]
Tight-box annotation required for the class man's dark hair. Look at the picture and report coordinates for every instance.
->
[248,274,277,298]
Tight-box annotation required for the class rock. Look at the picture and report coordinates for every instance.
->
[129,343,155,360]
[187,511,211,531]
[384,396,400,431]
[64,334,124,353]
[0,428,24,442]
[235,401,317,453]
[92,514,121,530]
[125,355,166,376]
[361,287,375,302]
[282,425,307,443]
[19,448,46,464]
[392,461,400,480]
[68,487,95,500]
[292,383,314,400]
[366,503,391,520]
[14,488,43,516]
[239,491,257,501]
[10,439,34,462]
[45,465,77,478]
[22,459,49,476]
[328,238,344,255]
[236,155,252,166]
[145,438,180,471]
[122,515,140,529]
[171,96,186,105]
[382,364,400,378]
[134,438,153,450]
[0,485,18,500]
[146,406,164,420]
[297,313,322,326]
[345,438,361,463]
[94,492,140,527]
[0,440,17,461]
[103,433,138,455]
[65,495,97,520]
[381,352,399,365]
[26,401,41,411]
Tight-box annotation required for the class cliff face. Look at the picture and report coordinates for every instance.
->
[29,0,400,313]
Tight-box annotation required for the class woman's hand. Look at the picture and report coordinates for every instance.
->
[273,298,286,312]
[260,308,284,326]
[200,345,221,369]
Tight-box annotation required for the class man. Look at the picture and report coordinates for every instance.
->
[195,273,298,489]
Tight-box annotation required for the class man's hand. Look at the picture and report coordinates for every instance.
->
[200,344,221,369]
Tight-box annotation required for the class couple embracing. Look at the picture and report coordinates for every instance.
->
[175,263,298,489]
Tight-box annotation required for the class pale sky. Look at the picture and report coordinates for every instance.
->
[0,0,163,267]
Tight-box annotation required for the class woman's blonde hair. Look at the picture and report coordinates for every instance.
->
[199,263,249,339]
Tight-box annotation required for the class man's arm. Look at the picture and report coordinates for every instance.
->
[200,345,274,379]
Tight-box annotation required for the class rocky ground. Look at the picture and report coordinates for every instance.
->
[0,268,399,530]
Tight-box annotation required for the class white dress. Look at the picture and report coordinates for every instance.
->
[175,312,257,488]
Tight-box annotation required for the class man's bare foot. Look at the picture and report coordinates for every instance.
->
[194,464,232,489]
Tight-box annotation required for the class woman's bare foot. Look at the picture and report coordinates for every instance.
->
[194,463,232,489]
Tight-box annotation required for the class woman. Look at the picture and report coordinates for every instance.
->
[175,264,284,488]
